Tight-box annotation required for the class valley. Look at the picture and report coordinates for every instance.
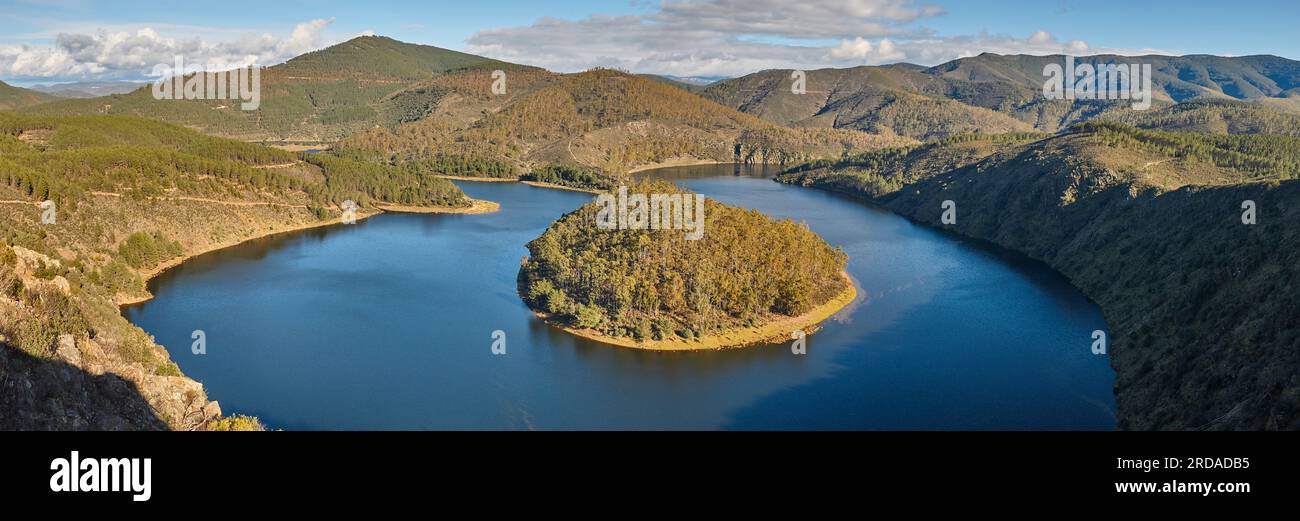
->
[2,32,1298,431]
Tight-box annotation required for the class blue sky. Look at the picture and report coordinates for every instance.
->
[2,0,1296,83]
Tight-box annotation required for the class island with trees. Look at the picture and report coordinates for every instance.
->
[518,180,856,350]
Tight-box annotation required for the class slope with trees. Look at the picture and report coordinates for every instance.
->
[0,111,475,430]
[777,124,1300,429]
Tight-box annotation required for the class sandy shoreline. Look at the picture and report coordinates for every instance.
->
[528,271,859,351]
[520,180,604,194]
[443,176,603,194]
[374,197,500,214]
[437,175,518,183]
[627,158,727,173]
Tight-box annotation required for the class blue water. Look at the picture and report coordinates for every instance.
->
[124,165,1116,430]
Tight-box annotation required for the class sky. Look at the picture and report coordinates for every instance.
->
[2,0,1297,84]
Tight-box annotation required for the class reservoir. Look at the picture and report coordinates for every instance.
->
[124,165,1116,429]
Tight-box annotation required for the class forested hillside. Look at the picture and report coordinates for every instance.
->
[778,124,1300,429]
[702,66,1037,139]
[706,54,1300,136]
[1103,99,1300,136]
[336,68,914,187]
[0,112,471,430]
[0,81,58,110]
[931,53,1300,104]
[22,36,505,142]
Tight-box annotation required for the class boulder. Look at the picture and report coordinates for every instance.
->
[55,334,81,366]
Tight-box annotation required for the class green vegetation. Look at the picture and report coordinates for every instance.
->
[522,164,617,191]
[1075,121,1300,180]
[702,67,1037,140]
[118,232,183,269]
[301,152,468,208]
[706,54,1300,137]
[777,132,1046,197]
[328,146,519,179]
[0,80,58,110]
[0,112,468,212]
[1105,99,1300,136]
[777,125,1300,429]
[22,36,504,141]
[519,180,848,343]
[204,415,266,431]
[7,283,87,358]
[338,67,912,181]
[0,111,474,431]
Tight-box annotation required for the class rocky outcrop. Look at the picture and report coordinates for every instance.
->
[0,245,224,431]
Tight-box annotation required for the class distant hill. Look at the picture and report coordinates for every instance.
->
[637,74,710,93]
[336,67,914,179]
[28,81,145,98]
[933,53,1300,103]
[19,36,907,167]
[22,36,506,141]
[705,54,1300,137]
[703,66,1039,139]
[777,124,1300,429]
[0,81,58,110]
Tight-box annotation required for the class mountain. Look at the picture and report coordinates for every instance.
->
[934,53,1300,103]
[22,36,507,142]
[21,36,908,172]
[0,81,58,110]
[778,124,1300,429]
[336,67,914,180]
[705,54,1300,137]
[702,65,1039,140]
[28,81,145,98]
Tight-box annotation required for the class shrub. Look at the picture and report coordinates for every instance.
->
[99,259,143,295]
[572,304,605,329]
[205,415,266,431]
[118,231,183,269]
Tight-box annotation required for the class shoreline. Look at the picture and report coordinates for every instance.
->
[374,197,500,214]
[520,180,604,194]
[627,158,727,173]
[528,271,858,351]
[116,198,499,307]
[437,175,518,183]
[444,176,604,195]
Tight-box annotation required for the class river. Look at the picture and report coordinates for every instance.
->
[124,164,1116,430]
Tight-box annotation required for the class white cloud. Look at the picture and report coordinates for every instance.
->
[0,19,336,81]
[465,0,1170,77]
[831,37,873,59]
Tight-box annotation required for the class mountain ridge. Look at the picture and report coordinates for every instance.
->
[704,53,1300,136]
